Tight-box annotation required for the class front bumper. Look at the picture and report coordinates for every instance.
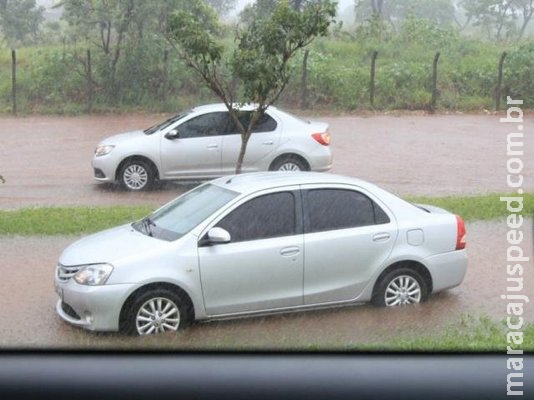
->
[92,155,118,183]
[55,279,139,332]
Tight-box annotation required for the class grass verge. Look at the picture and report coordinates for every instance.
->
[348,316,534,352]
[0,192,531,236]
[0,206,152,236]
[406,192,533,222]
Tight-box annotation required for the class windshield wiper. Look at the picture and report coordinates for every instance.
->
[141,216,156,237]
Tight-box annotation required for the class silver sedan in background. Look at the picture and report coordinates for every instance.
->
[55,172,467,336]
[92,104,333,190]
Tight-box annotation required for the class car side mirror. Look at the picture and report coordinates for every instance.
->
[199,227,231,247]
[165,129,180,140]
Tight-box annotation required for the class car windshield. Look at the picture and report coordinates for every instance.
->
[132,183,239,241]
[143,112,190,135]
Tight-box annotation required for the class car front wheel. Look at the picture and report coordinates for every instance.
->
[372,268,428,307]
[123,289,190,336]
[119,160,154,191]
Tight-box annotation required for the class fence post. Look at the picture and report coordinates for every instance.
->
[370,50,378,108]
[162,49,169,100]
[300,49,309,109]
[496,51,507,111]
[11,49,17,116]
[431,52,440,111]
[87,49,93,114]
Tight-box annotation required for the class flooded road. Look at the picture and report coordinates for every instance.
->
[0,219,531,349]
[0,113,532,209]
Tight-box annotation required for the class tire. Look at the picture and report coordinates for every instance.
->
[119,159,155,191]
[270,155,307,172]
[372,268,428,307]
[122,289,191,336]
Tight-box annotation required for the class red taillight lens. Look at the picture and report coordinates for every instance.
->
[312,132,331,146]
[456,215,466,250]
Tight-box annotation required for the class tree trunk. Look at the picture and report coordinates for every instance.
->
[235,133,251,174]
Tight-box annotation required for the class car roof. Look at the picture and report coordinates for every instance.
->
[210,172,381,195]
[191,103,280,114]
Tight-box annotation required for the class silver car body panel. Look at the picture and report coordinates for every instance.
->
[55,172,467,332]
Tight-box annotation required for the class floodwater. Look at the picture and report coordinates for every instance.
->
[0,113,532,349]
[0,113,532,209]
[0,219,531,349]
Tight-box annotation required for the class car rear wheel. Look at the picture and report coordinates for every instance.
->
[270,156,307,172]
[123,289,190,336]
[119,160,154,191]
[372,268,427,307]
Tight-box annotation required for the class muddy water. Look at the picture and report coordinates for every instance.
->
[0,113,532,209]
[0,219,531,349]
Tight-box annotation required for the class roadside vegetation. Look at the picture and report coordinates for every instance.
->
[0,192,531,236]
[0,1,533,115]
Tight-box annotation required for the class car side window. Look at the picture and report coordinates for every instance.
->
[216,192,296,242]
[225,111,277,134]
[178,112,231,138]
[304,189,390,233]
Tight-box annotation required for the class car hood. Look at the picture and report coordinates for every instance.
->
[98,130,147,146]
[59,224,164,266]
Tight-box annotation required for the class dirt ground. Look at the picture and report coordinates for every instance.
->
[0,113,532,348]
[0,113,532,209]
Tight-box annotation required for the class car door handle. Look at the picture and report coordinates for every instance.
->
[280,246,300,257]
[262,140,274,145]
[207,144,219,149]
[373,233,391,242]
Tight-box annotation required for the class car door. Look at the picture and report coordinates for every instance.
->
[301,185,397,305]
[160,112,230,178]
[198,189,303,315]
[221,111,281,174]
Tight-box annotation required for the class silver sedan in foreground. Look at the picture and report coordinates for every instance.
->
[54,173,467,335]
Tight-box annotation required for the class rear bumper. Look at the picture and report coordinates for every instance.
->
[307,146,333,172]
[424,250,468,293]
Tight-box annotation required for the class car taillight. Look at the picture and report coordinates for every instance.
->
[456,215,466,250]
[312,132,330,146]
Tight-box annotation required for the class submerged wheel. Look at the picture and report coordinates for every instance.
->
[270,156,307,172]
[123,289,190,336]
[372,268,428,307]
[119,160,154,191]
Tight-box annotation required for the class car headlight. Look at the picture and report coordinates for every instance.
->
[73,264,114,286]
[95,145,115,157]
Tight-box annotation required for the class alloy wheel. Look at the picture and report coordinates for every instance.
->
[384,275,422,306]
[123,164,148,190]
[135,297,181,335]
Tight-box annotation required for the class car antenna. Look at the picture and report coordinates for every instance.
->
[225,176,235,184]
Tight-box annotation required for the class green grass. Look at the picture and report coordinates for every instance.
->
[0,206,152,236]
[406,192,533,222]
[0,192,531,236]
[348,316,534,352]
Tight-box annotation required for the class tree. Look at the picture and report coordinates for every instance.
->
[459,0,516,40]
[0,0,44,48]
[514,0,534,39]
[354,0,456,28]
[167,0,336,173]
[59,0,184,101]
[206,0,237,17]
